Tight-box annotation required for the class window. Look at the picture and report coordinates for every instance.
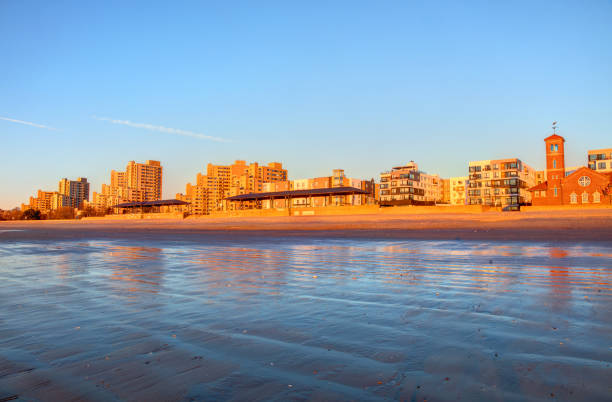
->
[598,162,606,170]
[593,192,601,203]
[554,187,558,197]
[553,159,556,168]
[582,192,589,203]
[550,144,554,152]
[554,144,559,151]
[570,192,577,204]
[578,176,591,187]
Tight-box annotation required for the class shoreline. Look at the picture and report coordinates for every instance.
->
[1,209,612,243]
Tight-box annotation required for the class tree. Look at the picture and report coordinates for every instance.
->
[47,207,75,220]
[23,209,41,220]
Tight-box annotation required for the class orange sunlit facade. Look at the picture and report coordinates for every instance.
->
[92,160,163,211]
[178,160,288,215]
[529,135,612,205]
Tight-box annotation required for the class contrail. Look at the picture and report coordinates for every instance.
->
[0,116,58,131]
[93,116,229,142]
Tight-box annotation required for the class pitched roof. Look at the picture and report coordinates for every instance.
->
[225,186,368,201]
[113,199,190,208]
[544,134,565,142]
[563,166,611,183]
[528,181,548,192]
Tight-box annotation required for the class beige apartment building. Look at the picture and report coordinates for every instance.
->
[22,189,70,214]
[22,177,87,214]
[58,177,90,208]
[588,148,612,173]
[450,176,468,205]
[441,178,451,204]
[92,160,163,210]
[178,160,288,215]
[379,162,443,205]
[467,159,535,206]
[125,160,162,202]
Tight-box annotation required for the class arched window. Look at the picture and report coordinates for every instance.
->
[550,144,554,152]
[555,144,559,151]
[593,191,601,203]
[582,192,589,203]
[570,192,577,204]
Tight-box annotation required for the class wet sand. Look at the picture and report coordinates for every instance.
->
[0,211,611,400]
[1,209,612,243]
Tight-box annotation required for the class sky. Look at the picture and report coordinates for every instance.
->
[1,0,611,209]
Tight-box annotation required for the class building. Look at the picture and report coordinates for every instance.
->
[441,178,451,204]
[22,189,72,214]
[50,192,71,210]
[450,176,468,205]
[179,160,288,215]
[28,190,54,213]
[92,160,163,211]
[225,168,377,210]
[535,170,546,185]
[125,160,162,202]
[529,135,612,205]
[380,162,443,205]
[588,148,612,173]
[58,177,90,209]
[226,187,370,211]
[467,159,535,207]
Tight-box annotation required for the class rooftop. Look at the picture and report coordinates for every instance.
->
[225,186,368,201]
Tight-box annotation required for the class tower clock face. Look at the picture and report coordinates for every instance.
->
[578,176,591,187]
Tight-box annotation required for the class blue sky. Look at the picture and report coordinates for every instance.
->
[1,0,611,209]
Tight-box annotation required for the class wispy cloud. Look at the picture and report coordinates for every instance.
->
[0,116,58,131]
[93,116,229,142]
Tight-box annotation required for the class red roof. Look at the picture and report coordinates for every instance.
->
[544,134,565,142]
[528,181,548,192]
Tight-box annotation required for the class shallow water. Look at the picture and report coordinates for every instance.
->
[0,236,610,401]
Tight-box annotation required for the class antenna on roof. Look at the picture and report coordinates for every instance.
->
[552,121,558,134]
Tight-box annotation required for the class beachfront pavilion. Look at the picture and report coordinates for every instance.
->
[225,186,369,210]
[112,199,190,214]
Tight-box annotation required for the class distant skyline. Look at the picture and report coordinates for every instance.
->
[1,1,611,209]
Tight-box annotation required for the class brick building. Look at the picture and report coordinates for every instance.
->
[529,135,612,205]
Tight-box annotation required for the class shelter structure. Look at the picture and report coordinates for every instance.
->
[112,199,190,214]
[225,187,368,210]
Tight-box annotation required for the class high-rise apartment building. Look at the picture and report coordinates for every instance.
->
[58,177,90,208]
[380,162,443,205]
[467,158,535,206]
[92,160,163,210]
[588,148,612,173]
[125,160,162,202]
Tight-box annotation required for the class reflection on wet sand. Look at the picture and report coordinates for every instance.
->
[0,237,610,401]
